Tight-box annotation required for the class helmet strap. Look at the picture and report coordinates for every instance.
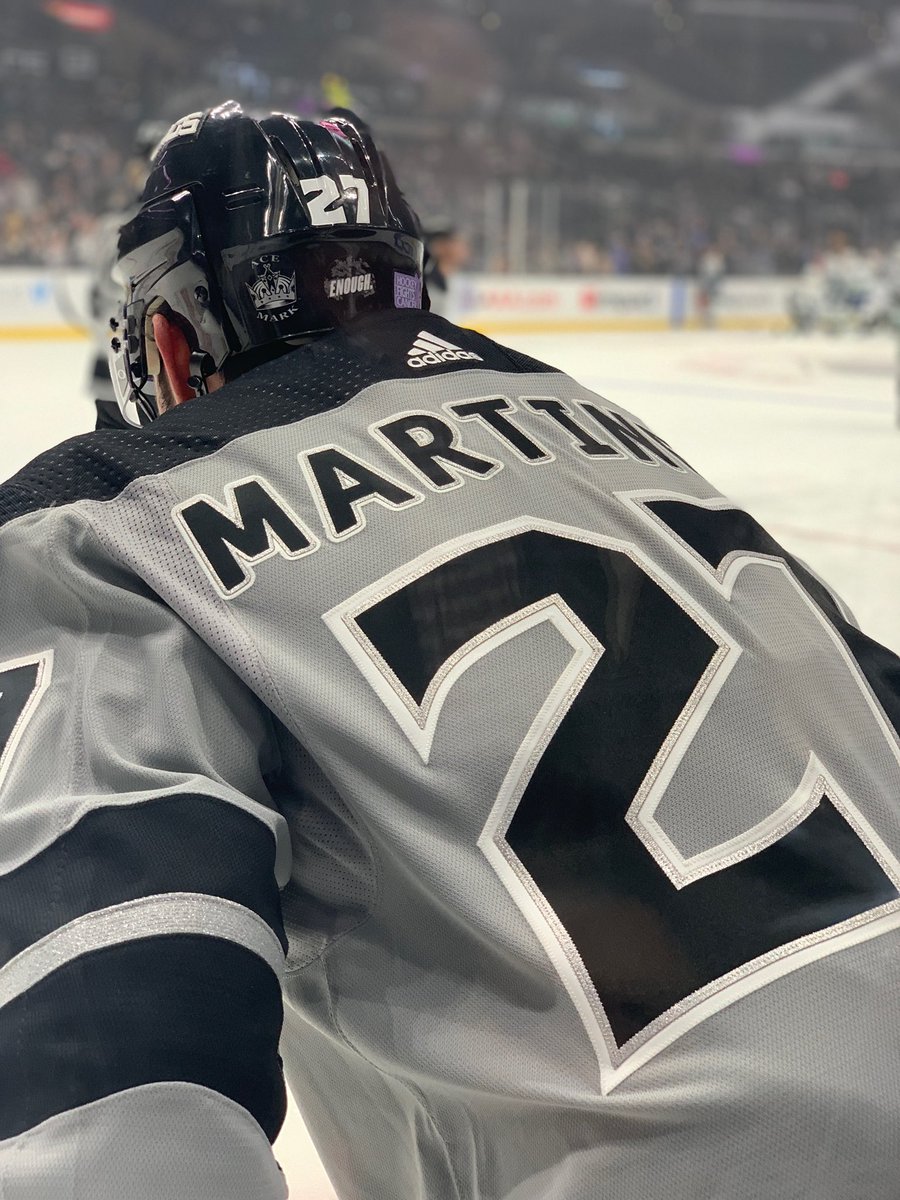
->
[187,351,216,395]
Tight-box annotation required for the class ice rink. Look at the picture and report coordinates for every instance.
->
[1,327,899,1196]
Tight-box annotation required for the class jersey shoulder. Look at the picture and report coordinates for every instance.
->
[0,312,559,532]
[340,308,562,380]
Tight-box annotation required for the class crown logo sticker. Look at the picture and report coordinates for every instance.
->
[247,254,298,322]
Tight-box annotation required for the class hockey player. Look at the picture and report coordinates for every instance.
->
[695,242,726,329]
[81,120,168,429]
[788,229,880,335]
[82,207,132,427]
[2,102,900,1200]
[423,217,471,317]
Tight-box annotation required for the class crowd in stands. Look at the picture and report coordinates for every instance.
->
[0,120,139,267]
[3,0,900,277]
[2,118,893,278]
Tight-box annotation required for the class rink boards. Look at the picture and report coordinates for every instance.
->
[0,268,794,338]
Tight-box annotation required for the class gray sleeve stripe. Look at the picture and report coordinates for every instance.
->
[0,892,285,1011]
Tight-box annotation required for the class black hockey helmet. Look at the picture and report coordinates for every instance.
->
[110,100,426,425]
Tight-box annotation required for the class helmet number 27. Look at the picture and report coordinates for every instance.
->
[325,503,900,1092]
[300,174,370,227]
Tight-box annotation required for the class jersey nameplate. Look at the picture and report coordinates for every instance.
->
[173,394,693,598]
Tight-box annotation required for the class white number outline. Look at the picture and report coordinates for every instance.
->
[325,516,900,1093]
[0,651,53,794]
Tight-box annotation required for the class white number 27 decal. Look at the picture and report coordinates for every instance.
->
[299,174,371,227]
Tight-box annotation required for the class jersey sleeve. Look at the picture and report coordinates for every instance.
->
[0,503,291,1199]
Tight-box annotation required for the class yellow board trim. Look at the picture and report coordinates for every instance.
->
[466,316,791,335]
[685,315,792,332]
[0,326,88,340]
[0,315,792,341]
[464,317,669,334]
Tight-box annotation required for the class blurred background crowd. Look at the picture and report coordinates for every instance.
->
[4,0,900,276]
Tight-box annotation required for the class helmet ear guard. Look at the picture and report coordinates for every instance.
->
[112,101,427,427]
[109,299,154,426]
[111,195,234,425]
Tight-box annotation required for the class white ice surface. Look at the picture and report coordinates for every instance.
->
[1,329,899,1197]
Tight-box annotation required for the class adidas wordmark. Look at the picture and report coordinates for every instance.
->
[406,331,483,370]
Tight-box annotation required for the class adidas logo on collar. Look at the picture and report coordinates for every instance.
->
[406,330,483,370]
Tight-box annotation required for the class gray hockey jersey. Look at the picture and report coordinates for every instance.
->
[1,310,899,1199]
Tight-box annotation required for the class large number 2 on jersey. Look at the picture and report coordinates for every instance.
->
[326,501,900,1091]
[0,653,52,793]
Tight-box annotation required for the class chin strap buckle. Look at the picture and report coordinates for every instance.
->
[187,351,215,395]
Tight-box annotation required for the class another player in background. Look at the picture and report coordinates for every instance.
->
[695,241,726,329]
[82,121,166,428]
[423,217,471,316]
[787,228,883,334]
[82,208,132,427]
[3,102,900,1200]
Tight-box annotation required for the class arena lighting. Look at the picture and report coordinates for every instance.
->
[729,142,765,164]
[43,1,115,32]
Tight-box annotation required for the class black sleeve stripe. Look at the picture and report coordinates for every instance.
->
[0,793,288,970]
[0,933,287,1143]
[839,625,900,738]
[0,892,284,1012]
